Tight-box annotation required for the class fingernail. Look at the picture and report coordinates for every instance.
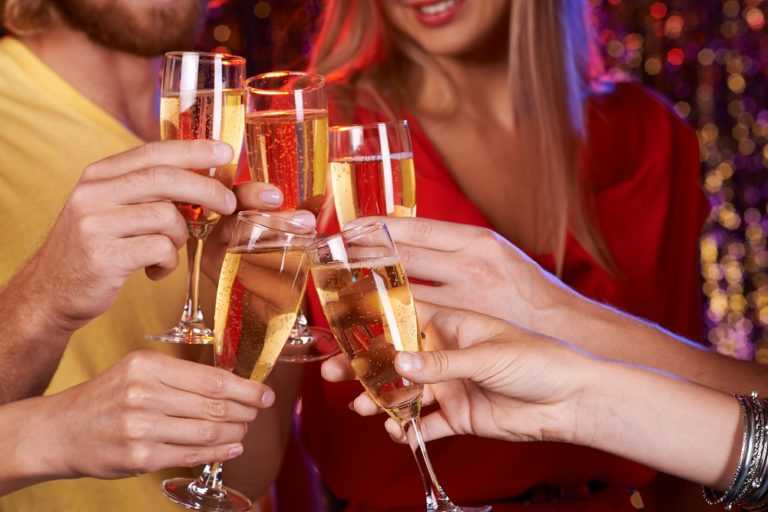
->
[261,388,275,407]
[396,352,422,372]
[214,142,232,160]
[225,191,237,211]
[259,188,283,206]
[228,444,244,458]
[294,211,316,228]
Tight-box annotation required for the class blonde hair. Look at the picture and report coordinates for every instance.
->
[309,0,613,271]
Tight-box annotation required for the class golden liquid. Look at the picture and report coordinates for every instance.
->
[160,88,245,225]
[214,246,309,382]
[330,155,416,227]
[312,257,422,421]
[245,109,329,215]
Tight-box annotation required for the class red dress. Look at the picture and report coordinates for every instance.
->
[296,82,708,511]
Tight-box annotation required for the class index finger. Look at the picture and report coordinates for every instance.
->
[348,217,480,252]
[417,303,514,350]
[83,140,234,181]
[157,358,275,409]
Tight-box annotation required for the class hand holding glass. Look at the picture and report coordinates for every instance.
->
[150,51,246,344]
[162,211,314,511]
[310,222,490,512]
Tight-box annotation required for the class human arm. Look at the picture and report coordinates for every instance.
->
[0,349,275,497]
[0,140,283,403]
[360,216,768,395]
[329,307,742,490]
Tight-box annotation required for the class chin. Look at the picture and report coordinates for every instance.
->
[384,0,509,59]
[415,34,489,57]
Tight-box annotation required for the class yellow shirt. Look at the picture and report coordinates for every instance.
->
[0,37,202,511]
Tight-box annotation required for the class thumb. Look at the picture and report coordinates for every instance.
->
[395,348,479,384]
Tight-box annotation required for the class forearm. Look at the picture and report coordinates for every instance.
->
[538,288,768,395]
[0,396,69,496]
[0,259,73,403]
[578,360,742,489]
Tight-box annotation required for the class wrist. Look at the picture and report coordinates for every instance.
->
[528,274,585,338]
[9,255,78,337]
[5,396,72,484]
[565,359,623,449]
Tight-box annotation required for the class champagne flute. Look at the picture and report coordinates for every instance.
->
[329,120,416,227]
[245,71,338,363]
[162,211,314,511]
[310,222,491,512]
[149,51,246,344]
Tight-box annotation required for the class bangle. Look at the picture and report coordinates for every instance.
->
[703,394,751,507]
[744,395,768,510]
[705,393,768,511]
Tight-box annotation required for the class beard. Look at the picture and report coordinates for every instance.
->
[52,0,205,57]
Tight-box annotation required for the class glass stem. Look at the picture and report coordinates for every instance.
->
[200,462,224,491]
[405,417,457,511]
[183,234,206,324]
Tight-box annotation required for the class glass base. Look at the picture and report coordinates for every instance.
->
[146,322,214,345]
[429,504,491,512]
[162,477,252,511]
[278,326,340,363]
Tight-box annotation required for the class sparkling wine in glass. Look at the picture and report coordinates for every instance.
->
[162,211,314,511]
[245,71,338,363]
[310,222,491,512]
[329,120,416,227]
[149,51,246,344]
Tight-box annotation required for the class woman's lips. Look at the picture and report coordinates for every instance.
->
[410,0,465,28]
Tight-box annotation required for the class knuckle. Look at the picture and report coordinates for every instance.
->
[476,227,501,248]
[207,373,226,398]
[120,413,149,441]
[198,423,219,444]
[144,166,171,189]
[150,202,178,226]
[126,443,152,472]
[154,236,177,260]
[465,259,493,283]
[81,163,100,180]
[207,400,227,419]
[432,350,451,375]
[75,214,98,239]
[123,384,147,409]
[68,184,94,216]
[120,169,150,191]
[140,142,161,163]
[122,350,153,376]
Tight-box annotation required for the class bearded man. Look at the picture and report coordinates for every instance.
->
[0,1,293,509]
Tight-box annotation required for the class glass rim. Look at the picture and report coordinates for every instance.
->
[311,220,389,250]
[236,211,317,238]
[245,71,325,96]
[163,51,246,66]
[329,119,409,135]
